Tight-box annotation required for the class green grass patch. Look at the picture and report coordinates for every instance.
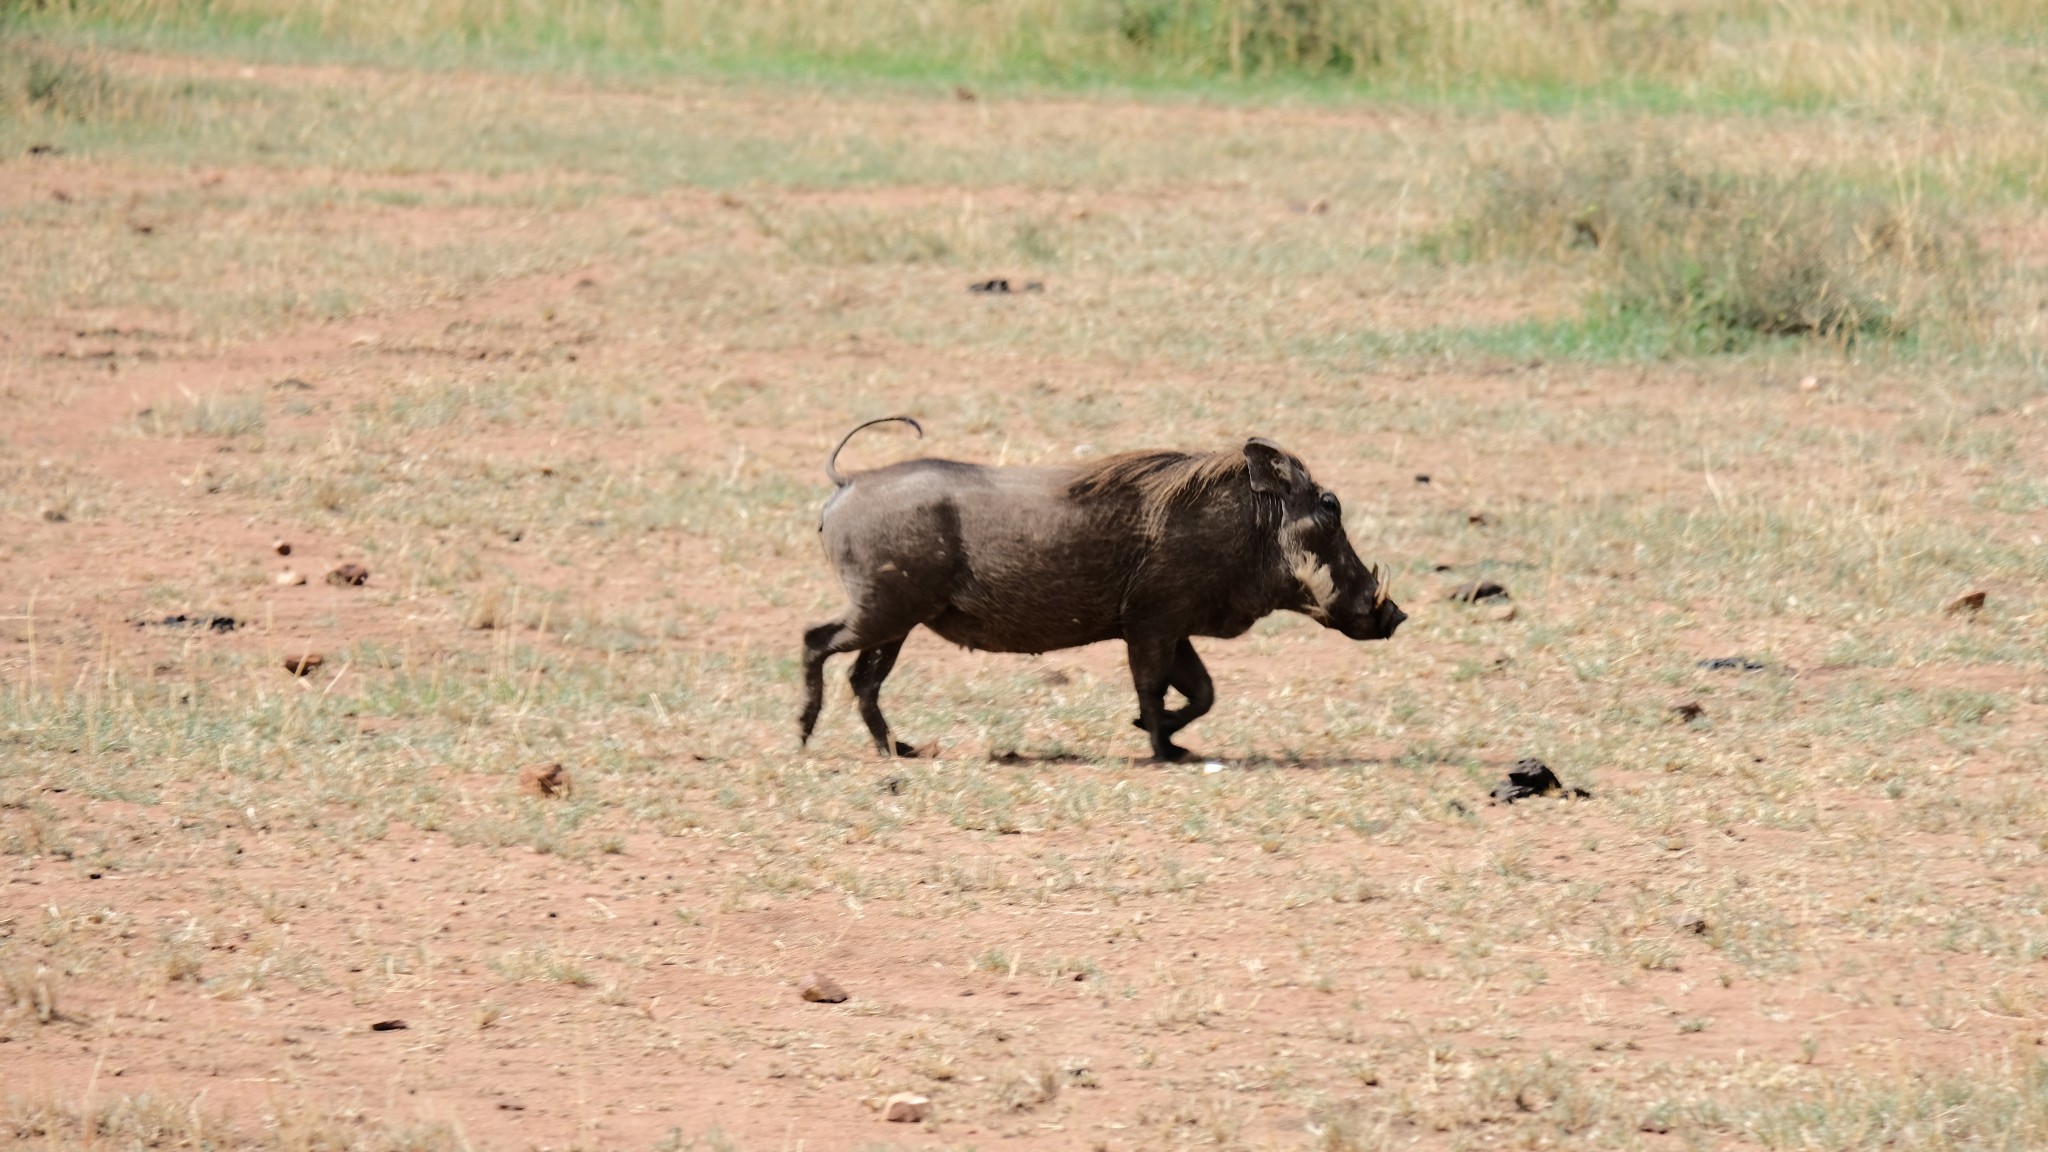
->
[8,0,2048,113]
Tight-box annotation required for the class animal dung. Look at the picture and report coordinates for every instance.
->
[1489,757,1590,804]
[1447,580,1509,602]
[326,562,370,586]
[1670,701,1706,723]
[273,540,292,555]
[1945,590,1986,615]
[881,1093,931,1123]
[1696,656,1765,672]
[141,614,239,633]
[799,972,849,1003]
[282,652,324,676]
[519,762,570,798]
[369,1019,408,1032]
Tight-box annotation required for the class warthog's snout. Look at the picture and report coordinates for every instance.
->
[1341,599,1407,642]
[800,419,1409,762]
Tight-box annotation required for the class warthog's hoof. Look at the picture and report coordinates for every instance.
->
[1150,743,1191,764]
[893,740,919,758]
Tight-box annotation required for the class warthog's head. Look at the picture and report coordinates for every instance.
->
[1246,438,1406,641]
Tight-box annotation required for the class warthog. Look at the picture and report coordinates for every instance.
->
[798,417,1406,761]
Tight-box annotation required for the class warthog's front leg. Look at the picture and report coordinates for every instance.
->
[1131,637,1214,740]
[1126,634,1192,762]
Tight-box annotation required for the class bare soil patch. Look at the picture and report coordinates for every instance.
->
[5,50,2047,1152]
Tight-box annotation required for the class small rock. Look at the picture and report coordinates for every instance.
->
[969,278,1012,294]
[1489,603,1517,622]
[1413,473,1431,484]
[1945,590,1986,615]
[519,762,570,798]
[275,570,306,586]
[954,84,978,102]
[1467,512,1488,525]
[273,540,292,556]
[1489,758,1590,804]
[39,507,68,523]
[326,563,370,587]
[369,1019,408,1032]
[1798,375,1820,392]
[1677,916,1708,935]
[800,972,849,1004]
[282,653,324,676]
[1670,701,1705,723]
[1447,581,1509,603]
[882,1093,930,1123]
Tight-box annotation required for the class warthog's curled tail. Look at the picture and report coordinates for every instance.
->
[825,416,923,487]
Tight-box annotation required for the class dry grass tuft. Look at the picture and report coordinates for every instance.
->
[1447,136,1988,347]
[1,963,57,1025]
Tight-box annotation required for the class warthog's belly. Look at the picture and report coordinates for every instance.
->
[923,604,1120,654]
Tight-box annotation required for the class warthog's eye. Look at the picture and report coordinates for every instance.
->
[1318,491,1341,517]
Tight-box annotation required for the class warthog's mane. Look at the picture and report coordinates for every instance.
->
[1066,450,1267,535]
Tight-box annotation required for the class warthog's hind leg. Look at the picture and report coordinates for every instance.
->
[849,639,914,757]
[798,619,850,747]
[1130,637,1213,740]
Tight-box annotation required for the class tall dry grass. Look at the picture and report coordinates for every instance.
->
[9,0,2046,106]
[1445,136,1991,348]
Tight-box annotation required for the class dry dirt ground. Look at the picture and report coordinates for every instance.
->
[4,49,2048,1152]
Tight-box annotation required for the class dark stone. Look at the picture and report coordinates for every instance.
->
[370,1019,408,1032]
[1447,581,1509,603]
[1696,657,1764,671]
[969,278,1012,294]
[1413,473,1431,484]
[1489,758,1591,804]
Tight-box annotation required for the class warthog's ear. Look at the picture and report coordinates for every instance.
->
[1244,438,1298,495]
